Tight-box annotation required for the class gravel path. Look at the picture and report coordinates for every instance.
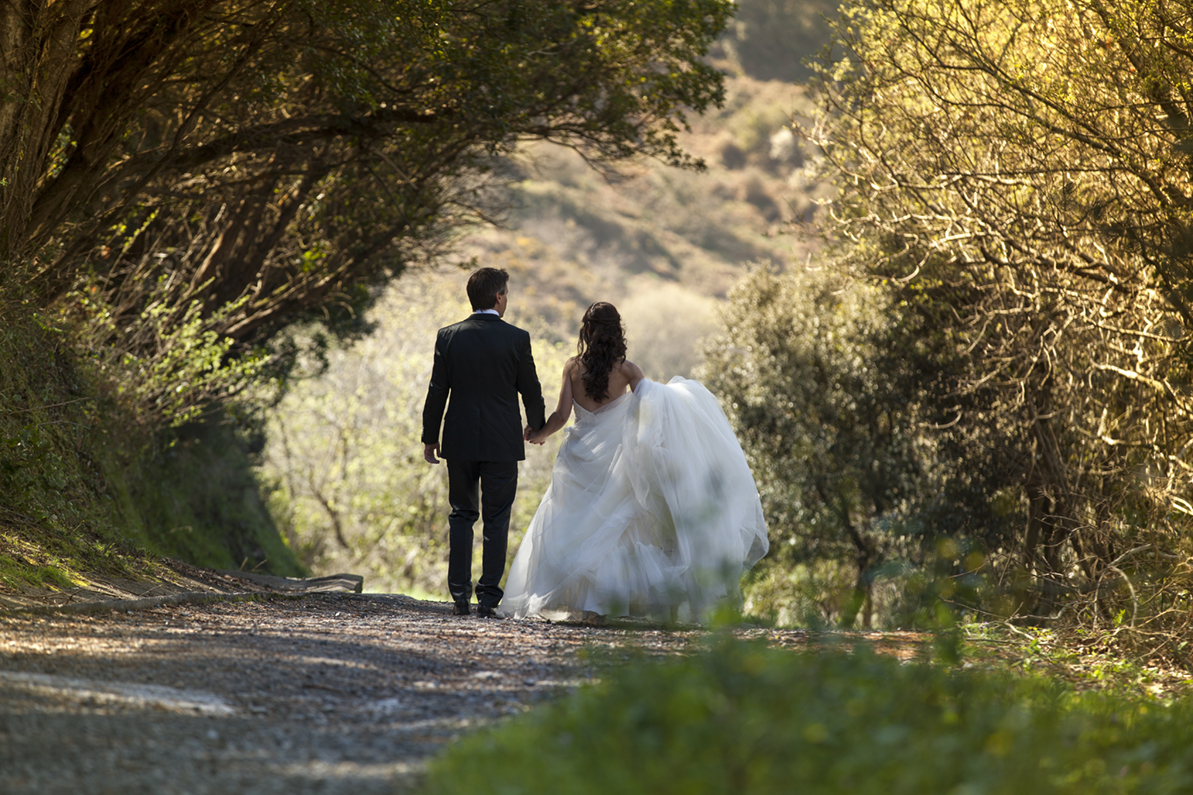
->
[0,593,762,794]
[0,591,929,794]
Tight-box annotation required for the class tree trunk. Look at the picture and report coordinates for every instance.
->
[0,0,95,260]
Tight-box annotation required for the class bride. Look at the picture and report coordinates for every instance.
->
[500,302,769,621]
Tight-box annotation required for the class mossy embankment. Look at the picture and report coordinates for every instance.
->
[0,294,302,600]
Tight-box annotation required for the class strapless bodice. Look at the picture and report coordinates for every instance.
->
[572,389,632,423]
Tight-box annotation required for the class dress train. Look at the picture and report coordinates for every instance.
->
[501,377,768,621]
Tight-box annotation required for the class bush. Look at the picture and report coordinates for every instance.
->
[0,287,301,588]
[421,638,1193,794]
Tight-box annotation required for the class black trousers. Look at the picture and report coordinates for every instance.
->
[445,458,518,608]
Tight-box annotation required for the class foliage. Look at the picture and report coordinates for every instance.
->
[801,0,1193,647]
[124,415,305,574]
[961,623,1193,701]
[259,270,569,593]
[422,636,1193,795]
[1,0,734,429]
[742,558,875,629]
[0,292,300,594]
[68,285,267,429]
[702,264,1010,627]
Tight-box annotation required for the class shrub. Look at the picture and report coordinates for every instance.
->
[421,637,1193,794]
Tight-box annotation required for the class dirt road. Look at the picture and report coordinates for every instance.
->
[0,593,720,794]
[0,588,933,795]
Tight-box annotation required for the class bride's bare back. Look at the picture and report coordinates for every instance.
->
[526,356,645,443]
[570,357,644,412]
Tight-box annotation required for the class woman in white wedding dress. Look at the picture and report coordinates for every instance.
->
[500,302,769,621]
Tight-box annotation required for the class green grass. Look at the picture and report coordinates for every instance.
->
[102,416,305,576]
[421,636,1193,795]
[960,623,1191,701]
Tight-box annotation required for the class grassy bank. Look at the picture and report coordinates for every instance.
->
[0,293,301,600]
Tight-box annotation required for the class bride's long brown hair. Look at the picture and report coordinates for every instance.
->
[577,302,627,401]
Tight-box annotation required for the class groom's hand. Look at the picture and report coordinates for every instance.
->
[523,424,542,445]
[423,443,440,464]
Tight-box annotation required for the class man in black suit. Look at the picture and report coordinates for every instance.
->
[421,268,546,618]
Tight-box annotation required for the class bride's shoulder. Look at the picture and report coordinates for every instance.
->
[617,358,646,390]
[617,359,645,377]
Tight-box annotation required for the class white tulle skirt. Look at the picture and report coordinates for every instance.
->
[501,377,769,621]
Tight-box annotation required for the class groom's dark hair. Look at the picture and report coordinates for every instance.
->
[467,268,509,310]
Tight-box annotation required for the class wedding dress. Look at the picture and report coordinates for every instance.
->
[501,377,769,621]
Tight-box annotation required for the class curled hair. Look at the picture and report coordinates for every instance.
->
[577,302,627,401]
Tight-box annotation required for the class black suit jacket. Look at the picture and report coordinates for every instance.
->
[421,313,546,462]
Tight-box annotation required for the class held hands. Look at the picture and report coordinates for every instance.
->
[524,424,545,445]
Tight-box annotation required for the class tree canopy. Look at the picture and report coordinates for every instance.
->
[780,0,1193,636]
[1,1,730,407]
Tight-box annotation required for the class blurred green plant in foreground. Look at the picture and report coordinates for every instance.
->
[421,637,1193,794]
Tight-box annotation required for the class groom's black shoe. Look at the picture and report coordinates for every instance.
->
[452,599,471,616]
[477,604,502,619]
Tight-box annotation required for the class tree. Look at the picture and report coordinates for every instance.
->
[805,0,1193,630]
[702,264,1012,627]
[1,0,732,422]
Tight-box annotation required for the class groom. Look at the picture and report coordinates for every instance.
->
[421,268,546,618]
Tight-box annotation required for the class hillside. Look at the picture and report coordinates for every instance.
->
[457,69,827,375]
